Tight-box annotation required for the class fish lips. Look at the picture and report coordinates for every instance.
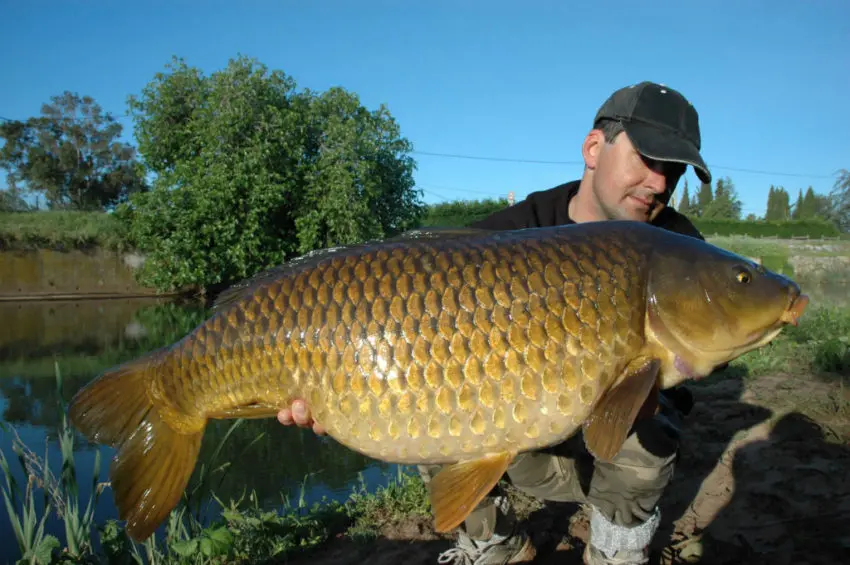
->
[745,291,809,343]
[779,293,809,327]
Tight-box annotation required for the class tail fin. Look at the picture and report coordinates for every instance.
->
[68,349,205,542]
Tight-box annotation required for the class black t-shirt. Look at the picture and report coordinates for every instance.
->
[469,180,704,241]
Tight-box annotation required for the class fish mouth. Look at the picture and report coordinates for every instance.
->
[736,291,809,349]
[779,293,809,327]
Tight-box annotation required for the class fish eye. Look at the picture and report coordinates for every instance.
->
[735,269,752,284]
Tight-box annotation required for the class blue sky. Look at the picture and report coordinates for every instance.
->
[1,0,847,217]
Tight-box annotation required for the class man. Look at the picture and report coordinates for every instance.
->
[277,81,713,565]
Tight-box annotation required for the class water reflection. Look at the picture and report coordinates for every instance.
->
[0,297,397,562]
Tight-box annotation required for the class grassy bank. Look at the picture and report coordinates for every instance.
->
[0,211,129,251]
[2,305,848,564]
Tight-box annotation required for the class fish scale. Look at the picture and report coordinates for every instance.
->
[148,227,648,464]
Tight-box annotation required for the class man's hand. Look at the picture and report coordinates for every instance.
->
[277,399,327,435]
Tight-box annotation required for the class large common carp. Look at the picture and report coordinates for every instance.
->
[68,221,808,541]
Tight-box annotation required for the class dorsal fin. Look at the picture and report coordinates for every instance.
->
[211,227,493,311]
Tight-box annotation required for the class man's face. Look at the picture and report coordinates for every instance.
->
[585,130,686,222]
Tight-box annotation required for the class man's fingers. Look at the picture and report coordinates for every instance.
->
[277,408,294,426]
[291,399,312,426]
[278,399,326,434]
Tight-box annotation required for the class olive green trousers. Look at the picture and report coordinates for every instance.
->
[417,393,684,540]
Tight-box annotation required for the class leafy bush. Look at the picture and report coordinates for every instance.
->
[119,56,425,293]
[419,198,509,228]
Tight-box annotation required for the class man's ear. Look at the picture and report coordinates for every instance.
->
[582,130,604,170]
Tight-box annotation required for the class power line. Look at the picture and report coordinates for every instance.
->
[2,114,837,180]
[412,150,837,180]
[413,150,583,166]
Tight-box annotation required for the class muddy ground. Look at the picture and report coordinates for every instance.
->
[288,369,850,565]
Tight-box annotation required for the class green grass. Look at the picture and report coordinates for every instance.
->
[692,217,843,239]
[0,211,130,251]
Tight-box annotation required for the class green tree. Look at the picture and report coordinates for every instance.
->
[695,181,713,217]
[800,186,819,219]
[791,188,803,220]
[121,55,424,292]
[0,179,32,212]
[676,179,691,215]
[702,176,742,220]
[765,185,776,219]
[778,187,791,220]
[812,192,834,220]
[828,168,850,231]
[0,92,146,210]
[765,185,791,221]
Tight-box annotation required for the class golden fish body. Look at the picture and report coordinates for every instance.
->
[68,221,808,541]
[156,222,648,464]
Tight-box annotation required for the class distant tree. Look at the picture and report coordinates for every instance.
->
[702,176,742,220]
[791,188,804,220]
[828,168,850,231]
[695,181,713,216]
[0,179,32,212]
[800,186,821,219]
[765,185,775,219]
[0,92,146,210]
[121,55,424,292]
[812,192,834,220]
[765,185,791,221]
[778,187,791,220]
[676,179,692,215]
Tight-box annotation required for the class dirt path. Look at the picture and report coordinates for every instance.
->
[287,371,850,564]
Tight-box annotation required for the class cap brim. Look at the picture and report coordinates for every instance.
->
[622,121,712,184]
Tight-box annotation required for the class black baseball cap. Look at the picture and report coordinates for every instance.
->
[594,81,712,184]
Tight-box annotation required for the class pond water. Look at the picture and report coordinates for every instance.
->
[1,274,846,561]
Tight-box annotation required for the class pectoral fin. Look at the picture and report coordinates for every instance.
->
[429,451,515,533]
[583,357,661,462]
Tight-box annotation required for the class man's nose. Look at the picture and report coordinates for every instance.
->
[644,166,668,193]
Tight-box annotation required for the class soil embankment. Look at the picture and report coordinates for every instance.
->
[0,248,164,300]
